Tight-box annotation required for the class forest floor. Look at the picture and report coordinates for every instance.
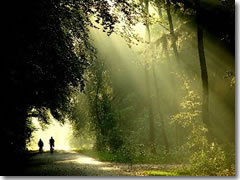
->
[22,150,186,176]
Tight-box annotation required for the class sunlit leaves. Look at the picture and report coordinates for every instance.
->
[189,142,234,176]
[180,91,201,110]
[171,111,200,128]
[230,77,235,87]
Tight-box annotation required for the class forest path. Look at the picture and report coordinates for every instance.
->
[23,150,183,176]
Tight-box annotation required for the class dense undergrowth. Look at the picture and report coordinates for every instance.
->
[75,141,235,176]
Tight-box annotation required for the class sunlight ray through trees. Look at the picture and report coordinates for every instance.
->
[3,0,235,176]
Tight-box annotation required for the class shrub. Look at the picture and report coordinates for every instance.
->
[188,143,235,176]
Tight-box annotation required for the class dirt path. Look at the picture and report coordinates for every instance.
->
[22,150,184,176]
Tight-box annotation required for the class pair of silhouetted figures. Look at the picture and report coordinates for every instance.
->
[38,137,55,153]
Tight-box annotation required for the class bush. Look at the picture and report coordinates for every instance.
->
[188,143,235,176]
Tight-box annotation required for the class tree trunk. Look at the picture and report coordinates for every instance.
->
[196,0,210,129]
[152,64,169,152]
[164,48,180,147]
[165,0,182,146]
[143,0,156,154]
[93,65,107,150]
[144,0,151,43]
[145,66,156,153]
[165,0,179,60]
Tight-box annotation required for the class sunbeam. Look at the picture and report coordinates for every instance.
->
[27,117,73,151]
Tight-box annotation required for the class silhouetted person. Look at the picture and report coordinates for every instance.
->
[49,136,55,153]
[38,139,44,153]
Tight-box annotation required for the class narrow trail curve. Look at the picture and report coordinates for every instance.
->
[22,150,184,176]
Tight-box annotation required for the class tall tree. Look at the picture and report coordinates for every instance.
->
[2,0,142,174]
[142,0,157,153]
[152,63,169,152]
[165,0,179,60]
[144,65,156,153]
[163,0,181,146]
[195,0,210,131]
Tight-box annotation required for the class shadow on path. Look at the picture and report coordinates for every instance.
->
[21,150,129,176]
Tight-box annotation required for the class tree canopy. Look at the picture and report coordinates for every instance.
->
[2,0,235,176]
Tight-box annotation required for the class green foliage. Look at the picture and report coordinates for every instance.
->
[188,143,235,176]
[3,0,144,166]
[2,0,235,176]
[169,74,235,176]
[144,170,179,176]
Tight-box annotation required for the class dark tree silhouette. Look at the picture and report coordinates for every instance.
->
[165,0,179,60]
[195,0,209,131]
[2,0,141,174]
